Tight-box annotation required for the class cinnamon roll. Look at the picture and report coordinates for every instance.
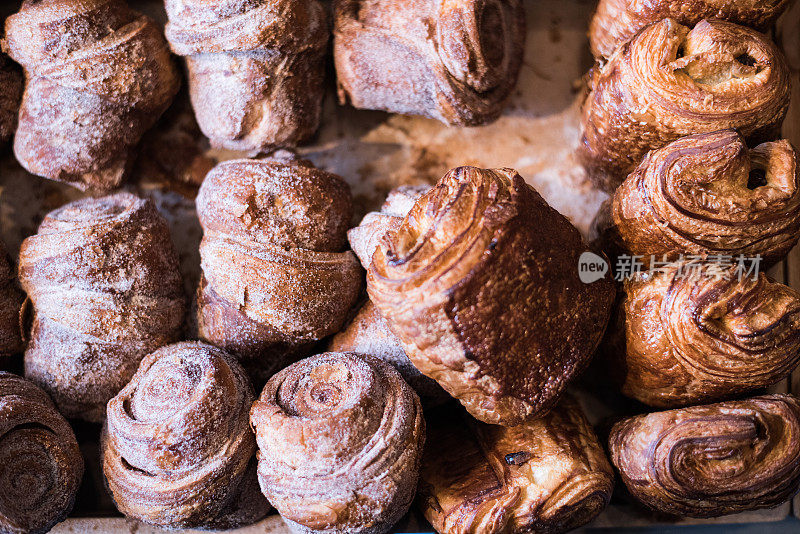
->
[103,341,269,529]
[609,259,800,407]
[579,18,791,192]
[0,54,22,144]
[19,192,186,421]
[609,394,800,517]
[589,0,791,58]
[196,157,362,383]
[165,0,328,152]
[0,242,24,363]
[4,0,180,192]
[333,0,525,126]
[419,395,614,534]
[0,372,83,534]
[250,351,424,534]
[368,166,615,426]
[598,130,800,266]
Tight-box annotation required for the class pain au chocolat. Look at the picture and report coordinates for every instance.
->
[367,166,615,426]
[607,259,800,408]
[609,394,800,517]
[419,395,614,534]
[589,0,791,58]
[579,18,790,192]
[595,130,800,266]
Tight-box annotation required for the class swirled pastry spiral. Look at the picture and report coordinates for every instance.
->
[165,0,328,152]
[609,394,800,517]
[333,0,525,126]
[579,18,790,192]
[608,259,800,407]
[103,341,269,529]
[0,242,24,364]
[419,395,614,534]
[19,192,186,422]
[0,372,83,534]
[598,130,800,266]
[368,166,615,426]
[589,0,791,58]
[4,0,180,192]
[196,157,362,384]
[250,351,424,534]
[0,54,22,144]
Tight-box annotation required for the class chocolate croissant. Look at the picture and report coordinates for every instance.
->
[609,394,800,517]
[250,351,424,534]
[609,259,800,408]
[419,395,614,534]
[0,372,83,534]
[19,192,186,422]
[0,54,22,144]
[589,0,791,58]
[0,242,24,363]
[597,130,800,266]
[165,0,328,152]
[196,157,362,383]
[368,166,615,426]
[579,18,791,192]
[333,0,525,126]
[4,0,180,192]
[103,342,269,529]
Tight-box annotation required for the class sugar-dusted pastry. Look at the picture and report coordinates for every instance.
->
[596,130,800,266]
[579,18,790,192]
[333,0,525,126]
[165,0,328,152]
[608,259,800,407]
[19,193,186,421]
[589,0,791,58]
[419,395,614,534]
[0,372,83,534]
[103,342,269,529]
[0,241,24,363]
[196,156,361,384]
[250,351,424,534]
[4,0,180,192]
[609,394,800,517]
[368,166,615,426]
[0,54,22,143]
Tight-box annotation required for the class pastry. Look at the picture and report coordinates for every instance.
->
[419,395,614,534]
[368,165,615,425]
[579,18,790,192]
[333,0,525,126]
[103,341,269,529]
[596,130,800,266]
[250,351,424,534]
[196,156,362,384]
[19,192,186,421]
[590,0,791,58]
[609,394,800,517]
[165,0,329,152]
[608,259,800,407]
[0,372,83,534]
[4,0,180,192]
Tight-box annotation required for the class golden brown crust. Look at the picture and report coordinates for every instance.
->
[609,394,800,517]
[4,0,180,192]
[250,351,425,534]
[196,157,362,383]
[367,166,615,426]
[19,192,186,422]
[165,0,328,152]
[103,341,269,529]
[333,0,525,126]
[0,54,22,143]
[579,18,790,192]
[589,0,791,58]
[0,372,83,534]
[609,260,800,407]
[419,395,614,534]
[599,130,800,266]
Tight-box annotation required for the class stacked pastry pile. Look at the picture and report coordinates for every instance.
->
[0,1,798,534]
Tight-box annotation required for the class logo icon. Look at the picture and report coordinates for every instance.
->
[578,251,609,283]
